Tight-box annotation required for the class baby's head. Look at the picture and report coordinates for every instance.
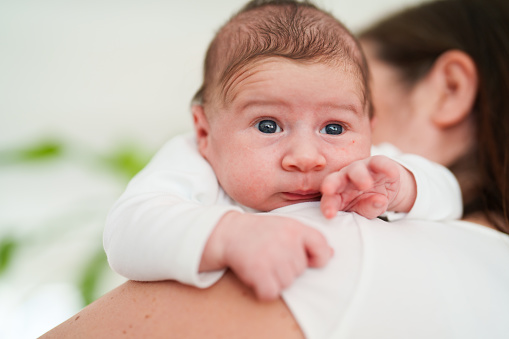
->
[193,0,372,116]
[192,0,373,211]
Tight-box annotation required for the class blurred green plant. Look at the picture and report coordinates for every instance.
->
[78,248,109,305]
[100,144,151,180]
[0,140,63,164]
[0,138,152,181]
[0,235,18,275]
[0,136,153,304]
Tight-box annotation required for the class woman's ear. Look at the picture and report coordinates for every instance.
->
[192,104,210,157]
[427,50,478,128]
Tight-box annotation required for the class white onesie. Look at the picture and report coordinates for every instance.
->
[104,133,462,286]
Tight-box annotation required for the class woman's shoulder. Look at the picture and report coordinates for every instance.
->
[273,205,509,339]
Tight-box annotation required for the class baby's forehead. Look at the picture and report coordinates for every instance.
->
[220,56,367,109]
[213,56,368,121]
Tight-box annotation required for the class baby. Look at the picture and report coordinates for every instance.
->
[104,0,461,300]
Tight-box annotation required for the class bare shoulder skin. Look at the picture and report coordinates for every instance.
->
[40,271,305,339]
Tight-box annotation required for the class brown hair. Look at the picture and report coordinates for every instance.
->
[193,0,371,115]
[360,0,509,233]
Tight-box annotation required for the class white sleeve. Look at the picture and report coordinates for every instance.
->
[372,143,462,221]
[103,133,242,287]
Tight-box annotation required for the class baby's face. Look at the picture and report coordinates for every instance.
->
[198,57,372,211]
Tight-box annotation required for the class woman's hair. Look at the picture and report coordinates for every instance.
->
[193,0,371,116]
[360,0,509,233]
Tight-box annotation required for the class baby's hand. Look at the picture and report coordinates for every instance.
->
[320,155,414,219]
[200,211,333,301]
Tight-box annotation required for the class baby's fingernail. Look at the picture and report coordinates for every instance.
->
[373,202,383,208]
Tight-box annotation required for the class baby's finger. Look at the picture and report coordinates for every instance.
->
[303,229,333,268]
[274,264,297,290]
[320,193,344,219]
[368,155,400,179]
[252,275,280,301]
[346,161,374,191]
[289,246,308,276]
[351,195,388,219]
[321,170,349,196]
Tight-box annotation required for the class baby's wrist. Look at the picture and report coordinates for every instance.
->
[199,210,243,272]
[390,166,417,213]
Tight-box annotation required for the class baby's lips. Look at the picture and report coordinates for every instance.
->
[283,190,322,201]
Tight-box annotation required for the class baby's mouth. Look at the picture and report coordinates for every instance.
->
[282,190,322,201]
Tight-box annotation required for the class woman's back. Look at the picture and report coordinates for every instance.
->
[276,203,509,339]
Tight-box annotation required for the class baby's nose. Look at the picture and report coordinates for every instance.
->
[282,140,326,172]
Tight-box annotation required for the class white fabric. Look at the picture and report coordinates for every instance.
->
[104,133,461,286]
[276,202,509,339]
[372,142,462,221]
[104,134,242,286]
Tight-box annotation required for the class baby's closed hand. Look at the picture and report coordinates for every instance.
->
[320,155,404,219]
[201,211,333,301]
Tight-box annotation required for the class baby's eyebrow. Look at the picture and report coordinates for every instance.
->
[237,99,287,112]
[324,103,363,116]
[235,99,364,117]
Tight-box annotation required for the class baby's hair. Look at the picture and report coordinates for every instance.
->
[192,0,372,116]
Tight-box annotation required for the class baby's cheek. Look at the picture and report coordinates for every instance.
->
[329,147,352,168]
[349,138,371,158]
[329,146,367,172]
[236,173,273,209]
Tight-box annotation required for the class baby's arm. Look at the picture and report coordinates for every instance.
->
[104,134,241,287]
[200,211,333,301]
[320,155,415,219]
[373,144,462,221]
[320,144,462,221]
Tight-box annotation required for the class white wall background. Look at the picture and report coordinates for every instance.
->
[0,0,426,338]
[1,0,425,152]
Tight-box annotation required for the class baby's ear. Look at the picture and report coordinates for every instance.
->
[192,104,210,156]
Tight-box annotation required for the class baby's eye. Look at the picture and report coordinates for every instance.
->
[256,120,282,133]
[320,123,344,135]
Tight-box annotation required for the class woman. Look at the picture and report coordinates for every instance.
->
[360,0,509,234]
[41,0,509,338]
